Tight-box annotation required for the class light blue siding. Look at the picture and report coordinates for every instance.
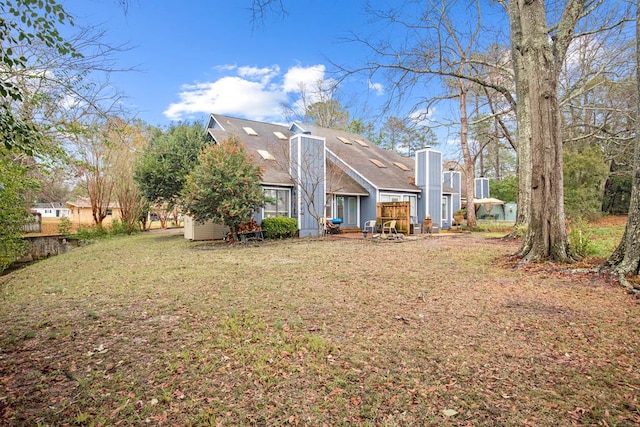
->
[427,150,442,226]
[325,151,376,228]
[415,148,443,228]
[505,203,517,221]
[290,135,326,237]
[443,171,462,214]
[475,177,490,199]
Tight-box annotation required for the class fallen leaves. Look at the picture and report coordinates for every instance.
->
[0,233,639,425]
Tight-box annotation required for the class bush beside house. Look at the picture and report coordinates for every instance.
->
[262,217,298,239]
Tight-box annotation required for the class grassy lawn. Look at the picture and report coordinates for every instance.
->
[1,227,639,426]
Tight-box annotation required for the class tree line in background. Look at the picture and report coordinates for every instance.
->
[1,0,639,274]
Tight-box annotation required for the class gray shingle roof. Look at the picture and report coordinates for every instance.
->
[207,114,422,195]
[291,122,419,193]
[207,115,293,186]
[34,202,66,209]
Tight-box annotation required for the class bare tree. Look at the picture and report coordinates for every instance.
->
[4,15,134,225]
[266,134,352,237]
[72,118,119,226]
[346,0,631,261]
[281,79,352,129]
[252,0,633,261]
[112,120,150,233]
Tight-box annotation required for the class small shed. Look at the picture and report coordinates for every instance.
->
[184,216,229,241]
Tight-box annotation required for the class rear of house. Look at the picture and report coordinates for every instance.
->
[184,114,458,240]
[66,199,122,228]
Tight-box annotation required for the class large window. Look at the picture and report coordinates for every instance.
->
[264,188,290,218]
[335,195,358,226]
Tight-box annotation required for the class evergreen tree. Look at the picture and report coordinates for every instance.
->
[182,137,268,239]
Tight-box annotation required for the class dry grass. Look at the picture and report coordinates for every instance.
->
[1,231,639,426]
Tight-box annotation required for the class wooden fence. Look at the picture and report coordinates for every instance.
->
[376,202,411,234]
[22,212,42,234]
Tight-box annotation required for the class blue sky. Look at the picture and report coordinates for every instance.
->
[62,1,391,129]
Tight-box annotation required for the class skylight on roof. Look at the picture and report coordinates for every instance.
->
[337,136,351,144]
[257,150,275,160]
[354,139,369,147]
[393,162,410,171]
[370,159,386,168]
[243,127,258,136]
[273,131,287,140]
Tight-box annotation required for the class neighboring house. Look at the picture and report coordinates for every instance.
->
[32,202,71,218]
[66,198,122,227]
[185,114,460,239]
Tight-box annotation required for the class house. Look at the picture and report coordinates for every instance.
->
[66,198,122,227]
[32,202,71,218]
[185,114,460,240]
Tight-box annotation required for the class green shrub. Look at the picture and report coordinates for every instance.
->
[57,217,72,237]
[109,219,132,236]
[261,217,298,239]
[76,225,108,240]
[568,218,593,258]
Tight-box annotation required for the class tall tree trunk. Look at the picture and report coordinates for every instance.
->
[509,0,583,262]
[605,8,640,284]
[494,115,501,180]
[508,0,532,234]
[459,79,477,227]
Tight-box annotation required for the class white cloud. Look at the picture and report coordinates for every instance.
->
[212,64,237,72]
[164,64,328,122]
[282,65,326,92]
[368,80,384,95]
[238,65,280,84]
[164,76,287,121]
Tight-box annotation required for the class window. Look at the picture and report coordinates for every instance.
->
[380,194,401,202]
[264,188,290,218]
[106,209,113,216]
[257,149,275,160]
[335,195,358,225]
[337,136,351,144]
[370,159,386,168]
[393,162,410,171]
[243,126,258,136]
[442,196,448,222]
[273,131,287,140]
[403,195,417,218]
[354,139,369,147]
[380,194,417,218]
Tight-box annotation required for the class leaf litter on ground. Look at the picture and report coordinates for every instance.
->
[0,228,639,426]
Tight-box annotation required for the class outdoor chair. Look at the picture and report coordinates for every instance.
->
[362,220,377,238]
[381,220,399,239]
